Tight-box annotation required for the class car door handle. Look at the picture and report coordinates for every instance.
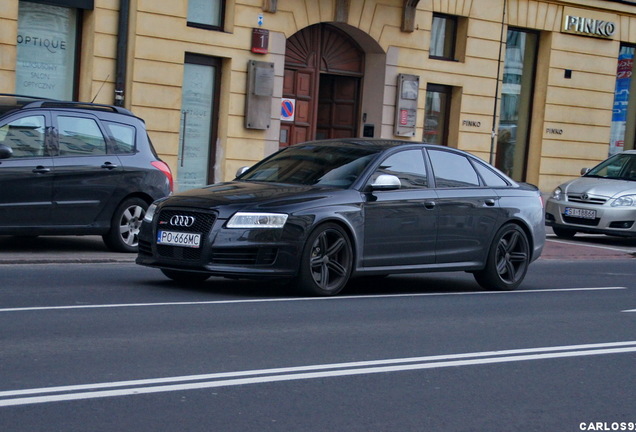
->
[485,199,496,206]
[32,166,51,174]
[424,200,436,210]
[101,162,118,170]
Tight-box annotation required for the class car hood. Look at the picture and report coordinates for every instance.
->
[561,177,636,198]
[159,181,353,218]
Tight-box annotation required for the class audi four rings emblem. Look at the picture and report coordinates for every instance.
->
[169,215,196,227]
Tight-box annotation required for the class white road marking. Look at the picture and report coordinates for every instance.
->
[2,341,636,407]
[0,287,627,313]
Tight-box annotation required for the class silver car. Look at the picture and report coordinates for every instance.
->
[545,150,636,238]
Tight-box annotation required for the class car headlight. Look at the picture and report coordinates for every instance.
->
[551,187,563,201]
[611,194,636,207]
[227,212,288,229]
[143,202,159,223]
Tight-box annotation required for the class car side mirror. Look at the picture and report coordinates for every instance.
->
[370,174,401,191]
[236,166,250,177]
[580,168,590,175]
[0,143,12,159]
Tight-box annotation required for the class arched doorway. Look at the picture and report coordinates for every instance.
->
[280,24,365,147]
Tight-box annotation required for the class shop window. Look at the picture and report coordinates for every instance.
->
[609,44,636,155]
[187,0,225,30]
[430,14,456,59]
[496,29,538,181]
[430,14,467,61]
[16,1,80,100]
[424,84,452,145]
[177,54,221,191]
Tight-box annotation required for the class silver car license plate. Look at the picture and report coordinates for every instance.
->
[564,207,596,219]
[157,230,201,248]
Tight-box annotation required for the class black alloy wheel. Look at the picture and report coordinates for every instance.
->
[474,223,530,291]
[298,223,353,296]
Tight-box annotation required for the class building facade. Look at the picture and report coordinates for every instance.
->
[2,0,636,193]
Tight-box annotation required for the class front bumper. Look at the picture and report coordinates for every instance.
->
[545,198,636,237]
[136,207,305,279]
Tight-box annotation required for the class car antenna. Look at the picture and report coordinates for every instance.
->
[91,74,110,103]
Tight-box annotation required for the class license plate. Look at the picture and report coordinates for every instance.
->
[157,230,201,248]
[564,207,596,219]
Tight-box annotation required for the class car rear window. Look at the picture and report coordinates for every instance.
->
[105,121,136,154]
[428,149,480,187]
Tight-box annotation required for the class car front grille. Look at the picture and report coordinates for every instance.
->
[567,194,607,205]
[156,208,217,261]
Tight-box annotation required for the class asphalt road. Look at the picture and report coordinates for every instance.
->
[0,235,635,431]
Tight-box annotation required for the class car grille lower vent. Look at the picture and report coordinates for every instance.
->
[156,208,216,261]
[211,248,277,265]
[567,194,607,205]
[138,239,152,256]
[562,216,600,226]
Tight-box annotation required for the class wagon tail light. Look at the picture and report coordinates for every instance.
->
[151,160,174,192]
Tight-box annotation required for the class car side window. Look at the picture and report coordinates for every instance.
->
[57,116,107,156]
[0,115,46,158]
[428,149,480,187]
[473,160,509,186]
[371,149,428,189]
[105,121,136,154]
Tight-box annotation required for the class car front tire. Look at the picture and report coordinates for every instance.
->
[103,197,148,253]
[297,223,353,296]
[474,223,530,291]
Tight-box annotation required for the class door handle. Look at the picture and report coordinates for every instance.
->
[485,199,496,206]
[424,200,436,209]
[101,162,118,170]
[32,166,51,174]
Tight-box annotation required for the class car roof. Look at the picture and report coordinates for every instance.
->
[0,93,136,118]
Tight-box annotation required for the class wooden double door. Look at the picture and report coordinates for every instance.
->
[280,24,364,148]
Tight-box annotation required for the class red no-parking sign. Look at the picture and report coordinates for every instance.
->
[281,98,295,121]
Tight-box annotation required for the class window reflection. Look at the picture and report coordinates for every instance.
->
[496,29,537,181]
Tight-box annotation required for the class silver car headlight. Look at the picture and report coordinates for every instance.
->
[551,187,563,201]
[611,194,636,207]
[227,212,288,229]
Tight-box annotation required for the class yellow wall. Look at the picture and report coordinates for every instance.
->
[3,0,636,193]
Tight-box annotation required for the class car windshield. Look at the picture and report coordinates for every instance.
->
[237,144,381,188]
[585,153,636,181]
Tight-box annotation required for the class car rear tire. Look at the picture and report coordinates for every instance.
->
[161,269,210,284]
[552,226,577,239]
[473,223,530,291]
[297,223,353,296]
[103,197,148,253]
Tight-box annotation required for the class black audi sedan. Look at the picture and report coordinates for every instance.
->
[137,139,545,296]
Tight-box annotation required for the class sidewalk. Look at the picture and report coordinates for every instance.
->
[0,235,134,264]
[0,233,634,265]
